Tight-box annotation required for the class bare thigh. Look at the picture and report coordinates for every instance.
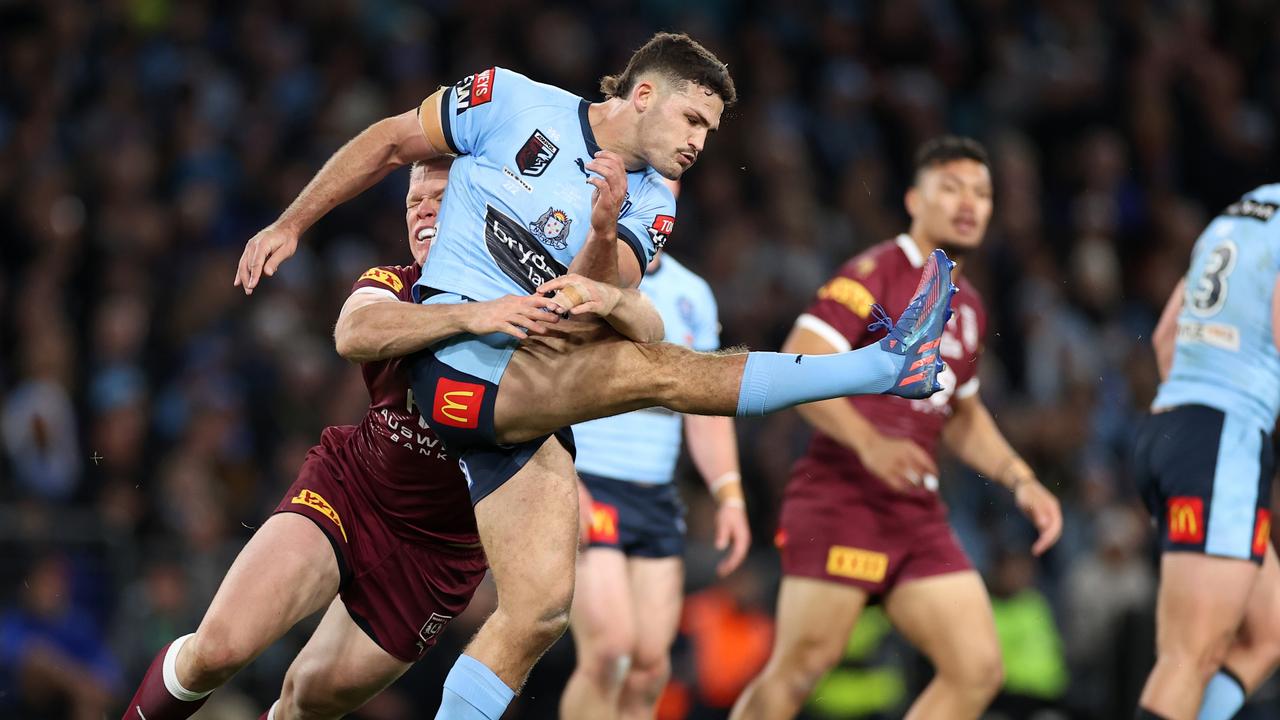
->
[276,599,411,720]
[495,320,742,444]
[570,548,637,663]
[626,556,684,669]
[182,512,340,684]
[884,571,1001,681]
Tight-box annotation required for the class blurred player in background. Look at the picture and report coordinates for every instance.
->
[232,32,957,720]
[121,158,567,720]
[731,136,1063,720]
[561,247,751,720]
[1134,184,1280,720]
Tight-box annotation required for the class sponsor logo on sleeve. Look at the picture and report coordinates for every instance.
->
[589,502,620,544]
[1254,509,1271,557]
[817,277,876,318]
[358,267,404,293]
[454,68,495,114]
[516,130,559,177]
[826,545,889,582]
[432,378,485,429]
[529,207,573,250]
[484,205,568,292]
[647,214,675,251]
[291,489,348,542]
[1167,496,1205,544]
[1223,198,1278,222]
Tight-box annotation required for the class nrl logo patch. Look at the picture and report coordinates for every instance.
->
[516,130,559,177]
[529,207,573,250]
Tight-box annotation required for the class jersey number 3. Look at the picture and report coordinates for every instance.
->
[1189,241,1237,318]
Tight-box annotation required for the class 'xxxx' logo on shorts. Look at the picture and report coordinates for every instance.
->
[291,489,347,542]
[826,545,889,583]
[432,378,485,429]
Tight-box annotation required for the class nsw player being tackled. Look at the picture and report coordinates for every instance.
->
[1134,184,1280,720]
[233,33,959,720]
[733,137,1063,720]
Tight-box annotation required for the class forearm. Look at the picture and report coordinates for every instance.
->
[277,113,430,234]
[602,289,664,342]
[335,301,466,363]
[795,398,881,458]
[685,414,742,502]
[942,403,1033,490]
[568,230,622,285]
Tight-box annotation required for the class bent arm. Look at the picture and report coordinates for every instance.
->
[334,291,466,363]
[569,236,643,288]
[276,94,448,236]
[941,392,1032,490]
[1153,278,1184,382]
[684,414,743,504]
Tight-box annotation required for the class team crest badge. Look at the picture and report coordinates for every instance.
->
[529,207,573,250]
[516,130,559,177]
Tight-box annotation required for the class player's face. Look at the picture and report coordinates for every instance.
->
[639,80,723,180]
[909,159,993,250]
[405,161,450,265]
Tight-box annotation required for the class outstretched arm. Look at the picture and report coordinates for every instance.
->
[1152,278,1185,382]
[334,290,563,364]
[942,393,1062,556]
[685,414,750,577]
[236,92,451,294]
[536,274,664,343]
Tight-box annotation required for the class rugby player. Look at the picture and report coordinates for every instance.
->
[233,33,958,720]
[731,136,1063,720]
[1133,184,1280,720]
[121,158,568,720]
[560,249,750,720]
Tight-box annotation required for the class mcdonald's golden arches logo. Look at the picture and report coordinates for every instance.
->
[1167,496,1204,544]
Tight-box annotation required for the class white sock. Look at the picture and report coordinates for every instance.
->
[267,700,279,720]
[163,633,214,701]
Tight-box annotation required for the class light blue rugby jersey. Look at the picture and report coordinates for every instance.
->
[574,255,721,484]
[1154,183,1280,433]
[414,67,677,305]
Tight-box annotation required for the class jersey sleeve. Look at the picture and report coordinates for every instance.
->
[693,281,722,352]
[617,177,677,273]
[351,266,416,302]
[795,258,886,352]
[434,67,524,157]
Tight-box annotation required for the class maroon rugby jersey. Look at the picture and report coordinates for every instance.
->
[317,263,478,545]
[791,235,987,500]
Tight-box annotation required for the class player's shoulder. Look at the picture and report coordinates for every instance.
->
[1213,183,1280,225]
[832,236,912,282]
[489,66,579,109]
[630,167,677,207]
[353,263,421,300]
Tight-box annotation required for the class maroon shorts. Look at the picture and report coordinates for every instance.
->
[777,465,971,597]
[273,446,487,662]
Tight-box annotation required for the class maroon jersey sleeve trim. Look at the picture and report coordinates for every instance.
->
[794,313,853,352]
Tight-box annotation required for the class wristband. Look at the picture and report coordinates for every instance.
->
[709,471,741,494]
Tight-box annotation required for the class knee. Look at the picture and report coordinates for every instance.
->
[183,626,255,688]
[279,660,350,720]
[937,644,1005,700]
[1158,629,1234,682]
[768,636,845,701]
[579,637,636,691]
[624,653,671,703]
[502,593,573,653]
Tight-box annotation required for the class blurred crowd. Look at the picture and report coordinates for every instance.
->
[2,0,1279,718]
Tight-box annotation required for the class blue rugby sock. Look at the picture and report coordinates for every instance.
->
[436,655,514,720]
[735,345,898,417]
[1197,669,1246,720]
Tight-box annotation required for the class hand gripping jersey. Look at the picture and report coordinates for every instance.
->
[792,235,987,499]
[414,67,676,304]
[1153,183,1280,434]
[573,254,721,484]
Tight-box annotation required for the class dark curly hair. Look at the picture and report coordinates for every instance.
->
[599,32,736,106]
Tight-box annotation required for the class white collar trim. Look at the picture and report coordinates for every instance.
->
[896,234,924,268]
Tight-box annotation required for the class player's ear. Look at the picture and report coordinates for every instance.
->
[632,79,657,113]
[905,185,921,219]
